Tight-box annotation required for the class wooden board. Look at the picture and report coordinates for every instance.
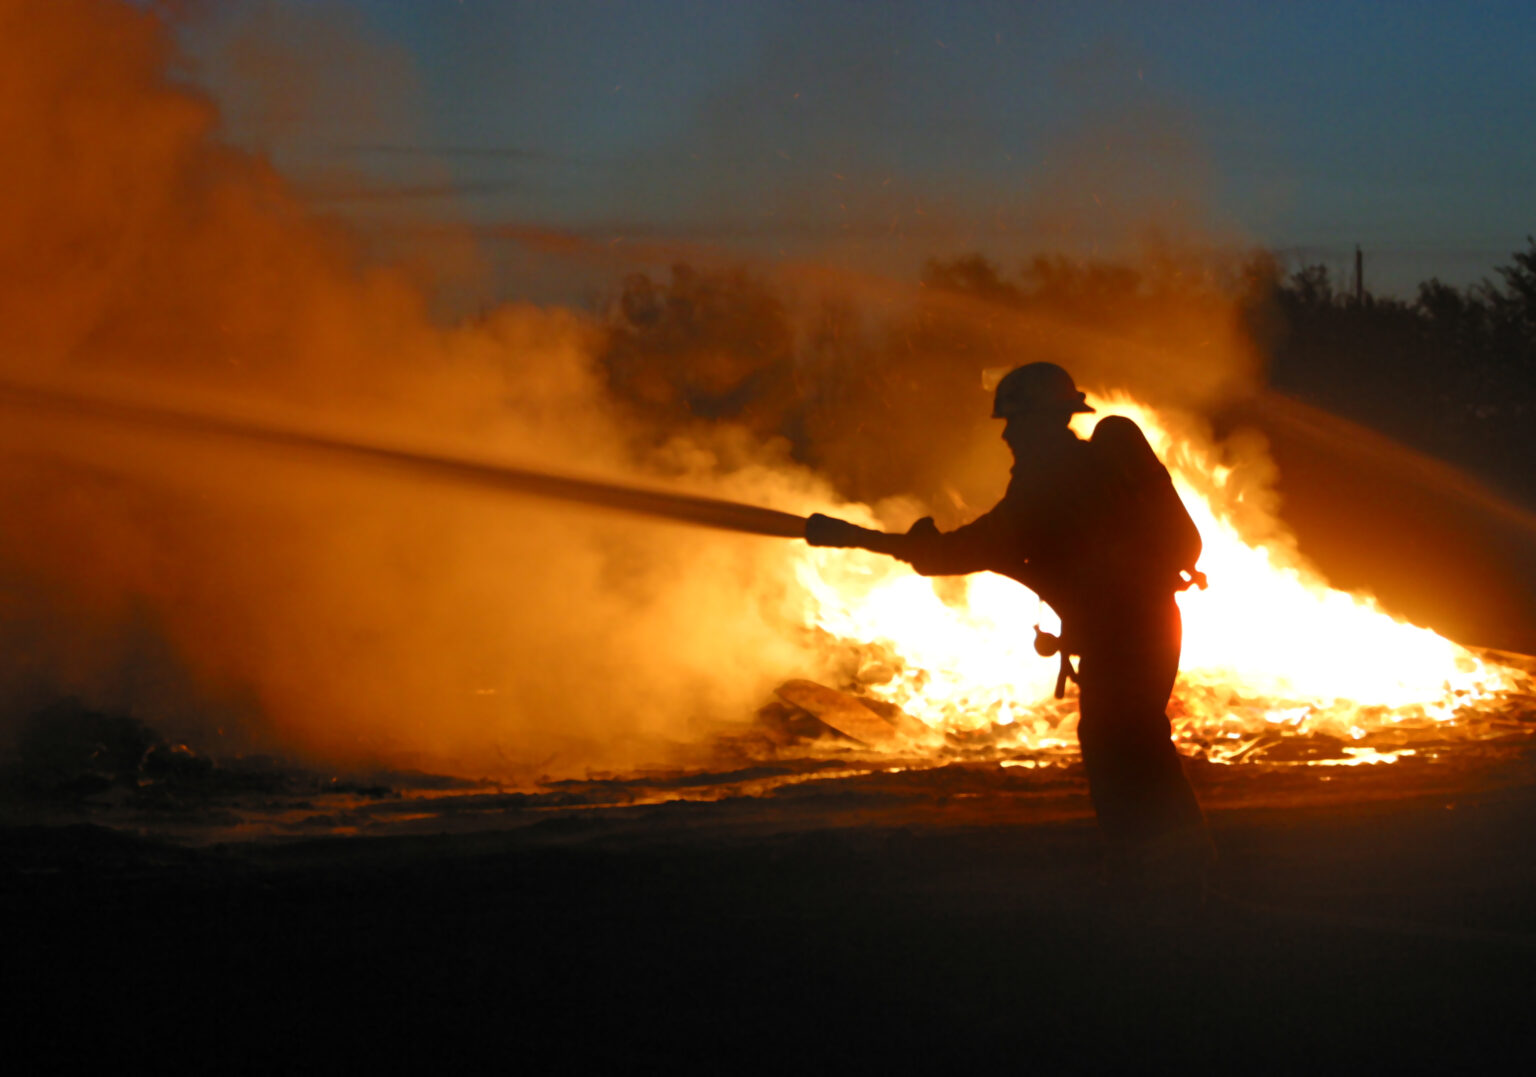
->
[774,680,901,747]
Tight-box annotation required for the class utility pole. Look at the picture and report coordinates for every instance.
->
[1354,244,1364,305]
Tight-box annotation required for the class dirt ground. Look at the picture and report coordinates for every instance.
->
[6,746,1536,1072]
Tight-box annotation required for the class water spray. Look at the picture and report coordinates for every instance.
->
[0,378,810,539]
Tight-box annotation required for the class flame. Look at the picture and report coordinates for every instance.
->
[794,393,1524,763]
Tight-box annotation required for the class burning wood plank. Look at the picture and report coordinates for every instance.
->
[775,679,907,747]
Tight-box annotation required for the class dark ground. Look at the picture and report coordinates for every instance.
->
[6,747,1536,1073]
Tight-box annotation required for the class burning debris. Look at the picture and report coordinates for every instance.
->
[751,658,1535,770]
[773,679,928,747]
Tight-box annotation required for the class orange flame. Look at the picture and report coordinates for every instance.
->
[795,393,1524,763]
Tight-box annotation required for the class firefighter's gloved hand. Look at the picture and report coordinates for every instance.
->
[806,513,870,548]
[899,516,943,573]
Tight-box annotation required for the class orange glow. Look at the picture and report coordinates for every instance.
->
[794,392,1525,763]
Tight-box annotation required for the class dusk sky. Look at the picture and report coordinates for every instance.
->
[191,1,1536,298]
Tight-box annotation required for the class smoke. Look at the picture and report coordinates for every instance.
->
[0,0,1274,781]
[0,0,850,778]
[598,248,1269,525]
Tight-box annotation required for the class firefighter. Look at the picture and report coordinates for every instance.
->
[806,362,1209,888]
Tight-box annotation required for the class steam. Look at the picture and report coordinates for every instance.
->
[0,0,1271,781]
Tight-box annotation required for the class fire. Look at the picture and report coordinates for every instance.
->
[794,393,1524,763]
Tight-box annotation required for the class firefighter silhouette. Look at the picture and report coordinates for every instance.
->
[807,363,1210,883]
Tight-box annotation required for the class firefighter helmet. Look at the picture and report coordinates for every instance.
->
[991,362,1095,419]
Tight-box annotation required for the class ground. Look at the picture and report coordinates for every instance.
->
[5,745,1536,1071]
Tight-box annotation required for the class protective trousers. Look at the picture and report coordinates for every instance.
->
[1074,596,1205,848]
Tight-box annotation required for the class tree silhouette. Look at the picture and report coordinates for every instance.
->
[1270,238,1536,504]
[599,241,1536,509]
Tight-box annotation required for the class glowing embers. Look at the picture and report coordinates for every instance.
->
[790,391,1530,763]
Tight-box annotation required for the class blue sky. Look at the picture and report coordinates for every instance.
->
[194,1,1536,297]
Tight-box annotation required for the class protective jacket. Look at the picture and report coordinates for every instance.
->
[903,415,1201,644]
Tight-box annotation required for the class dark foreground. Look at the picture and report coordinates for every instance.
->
[6,754,1536,1073]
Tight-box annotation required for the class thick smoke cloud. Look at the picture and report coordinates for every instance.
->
[0,0,1270,780]
[0,0,851,778]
